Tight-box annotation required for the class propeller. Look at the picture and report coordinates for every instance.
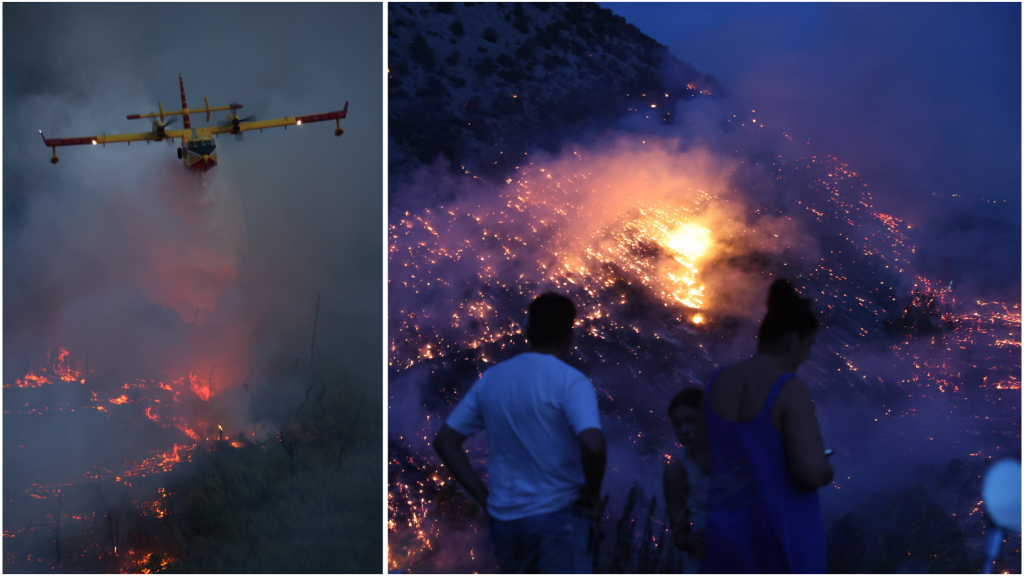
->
[151,115,178,140]
[218,111,256,141]
[163,117,178,145]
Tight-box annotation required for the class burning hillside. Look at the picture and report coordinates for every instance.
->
[5,338,380,573]
[3,164,381,572]
[387,131,1020,571]
[2,343,254,572]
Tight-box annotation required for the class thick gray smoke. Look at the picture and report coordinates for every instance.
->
[4,1,381,419]
[4,4,382,568]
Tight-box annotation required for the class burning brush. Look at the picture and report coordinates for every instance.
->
[387,136,1019,572]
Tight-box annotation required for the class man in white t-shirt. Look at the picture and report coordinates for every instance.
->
[434,293,607,573]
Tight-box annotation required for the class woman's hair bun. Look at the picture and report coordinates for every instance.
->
[759,278,818,346]
[767,278,802,313]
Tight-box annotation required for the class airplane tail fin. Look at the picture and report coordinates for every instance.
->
[179,74,191,130]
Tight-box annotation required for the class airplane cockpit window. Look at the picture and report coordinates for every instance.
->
[188,139,215,155]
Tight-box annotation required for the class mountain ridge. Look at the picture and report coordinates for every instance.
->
[388,2,721,184]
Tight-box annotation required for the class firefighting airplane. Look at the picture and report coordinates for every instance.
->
[40,74,347,172]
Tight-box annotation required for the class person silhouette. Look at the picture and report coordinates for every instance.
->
[698,279,833,573]
[433,292,607,573]
[663,387,709,573]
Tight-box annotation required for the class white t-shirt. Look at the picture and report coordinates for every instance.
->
[445,352,602,521]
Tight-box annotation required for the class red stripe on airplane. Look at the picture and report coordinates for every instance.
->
[294,109,347,124]
[179,74,192,129]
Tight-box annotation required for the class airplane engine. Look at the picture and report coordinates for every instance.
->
[221,112,254,136]
[151,116,176,139]
[50,155,59,165]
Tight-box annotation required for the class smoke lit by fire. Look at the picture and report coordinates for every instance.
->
[388,131,1019,571]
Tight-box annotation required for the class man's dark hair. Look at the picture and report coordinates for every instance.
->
[668,388,704,416]
[758,279,818,349]
[526,292,576,347]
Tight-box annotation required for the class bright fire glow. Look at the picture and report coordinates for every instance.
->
[664,223,711,308]
[187,372,212,401]
[387,134,1020,572]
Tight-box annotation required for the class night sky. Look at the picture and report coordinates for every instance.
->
[603,2,1021,298]
[3,3,382,386]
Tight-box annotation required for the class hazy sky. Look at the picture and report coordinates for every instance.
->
[604,2,1021,296]
[4,2,383,386]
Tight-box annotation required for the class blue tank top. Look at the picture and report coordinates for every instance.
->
[700,369,826,574]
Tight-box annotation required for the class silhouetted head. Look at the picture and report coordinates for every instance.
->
[527,293,576,353]
[668,388,703,446]
[757,279,818,364]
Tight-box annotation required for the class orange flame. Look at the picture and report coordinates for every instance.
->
[188,373,211,401]
[5,348,83,388]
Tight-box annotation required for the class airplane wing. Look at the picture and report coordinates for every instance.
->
[41,128,189,147]
[200,102,349,138]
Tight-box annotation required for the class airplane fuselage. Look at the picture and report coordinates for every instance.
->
[182,134,217,172]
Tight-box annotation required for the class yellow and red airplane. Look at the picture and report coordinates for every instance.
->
[40,74,347,172]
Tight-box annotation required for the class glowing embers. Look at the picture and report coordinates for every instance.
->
[177,423,201,441]
[577,203,715,311]
[4,348,84,388]
[185,372,213,401]
[137,488,172,519]
[121,443,196,479]
[664,223,712,308]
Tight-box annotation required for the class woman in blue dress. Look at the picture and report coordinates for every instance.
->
[698,279,834,573]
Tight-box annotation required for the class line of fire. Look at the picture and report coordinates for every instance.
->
[4,346,222,572]
[3,297,372,572]
[387,124,1020,571]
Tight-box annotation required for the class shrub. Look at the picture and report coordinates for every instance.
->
[482,27,498,43]
[513,3,530,33]
[451,19,464,36]
[445,50,461,66]
[409,34,435,70]
[542,53,568,68]
[515,42,536,63]
[474,57,497,77]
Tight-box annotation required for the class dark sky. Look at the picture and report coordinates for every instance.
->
[4,3,382,392]
[603,2,1021,297]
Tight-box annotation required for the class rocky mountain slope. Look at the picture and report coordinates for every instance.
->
[388,2,720,182]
